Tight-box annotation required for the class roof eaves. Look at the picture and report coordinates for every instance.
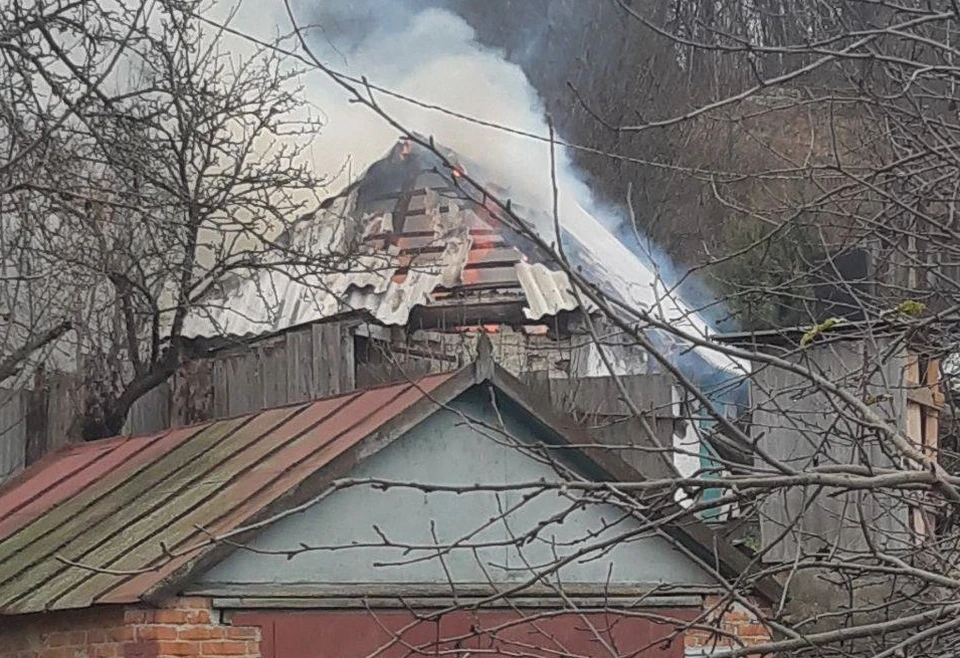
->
[485,362,784,604]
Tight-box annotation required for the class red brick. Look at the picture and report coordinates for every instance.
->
[124,610,148,625]
[177,627,224,642]
[110,627,136,643]
[47,630,87,647]
[88,629,110,644]
[151,641,197,657]
[123,639,160,658]
[43,648,76,658]
[736,623,768,636]
[189,611,211,625]
[145,611,189,625]
[200,640,251,656]
[172,598,212,610]
[137,626,179,641]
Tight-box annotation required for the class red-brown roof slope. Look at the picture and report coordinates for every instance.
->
[0,355,783,615]
[0,372,458,615]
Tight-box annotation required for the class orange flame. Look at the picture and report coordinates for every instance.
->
[454,324,502,334]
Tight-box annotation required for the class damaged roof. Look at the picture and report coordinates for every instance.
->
[182,143,570,338]
[0,355,779,615]
[182,139,739,375]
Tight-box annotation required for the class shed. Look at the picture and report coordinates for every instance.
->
[715,322,944,562]
[0,349,776,658]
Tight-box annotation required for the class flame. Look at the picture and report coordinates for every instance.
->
[451,161,467,179]
[454,324,502,334]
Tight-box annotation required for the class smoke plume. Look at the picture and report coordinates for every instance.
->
[296,4,585,225]
[226,0,733,348]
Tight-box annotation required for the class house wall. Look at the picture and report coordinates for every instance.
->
[0,598,261,658]
[195,389,714,590]
[226,596,772,658]
[0,593,774,658]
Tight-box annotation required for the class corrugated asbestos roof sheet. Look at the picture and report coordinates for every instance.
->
[0,372,457,615]
[515,261,583,320]
[181,159,539,340]
[180,140,745,376]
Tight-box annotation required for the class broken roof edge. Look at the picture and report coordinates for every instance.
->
[143,337,781,607]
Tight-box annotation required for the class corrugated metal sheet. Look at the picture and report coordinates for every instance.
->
[0,372,456,615]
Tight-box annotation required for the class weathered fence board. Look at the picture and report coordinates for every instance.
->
[126,319,357,435]
[0,389,28,482]
[126,380,171,436]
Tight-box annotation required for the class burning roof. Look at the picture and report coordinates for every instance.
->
[183,139,740,376]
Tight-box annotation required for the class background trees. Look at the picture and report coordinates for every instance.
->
[1,0,327,439]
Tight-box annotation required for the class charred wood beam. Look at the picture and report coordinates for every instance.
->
[408,300,528,329]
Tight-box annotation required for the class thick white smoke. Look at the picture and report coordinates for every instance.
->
[223,1,653,246]
[294,6,590,235]
[222,1,736,370]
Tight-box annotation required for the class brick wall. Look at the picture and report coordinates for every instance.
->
[0,605,128,658]
[684,596,772,655]
[0,598,260,658]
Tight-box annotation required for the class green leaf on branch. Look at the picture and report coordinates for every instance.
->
[863,393,893,406]
[800,318,842,347]
[896,300,926,317]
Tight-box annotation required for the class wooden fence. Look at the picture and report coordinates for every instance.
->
[0,319,679,486]
[0,320,356,481]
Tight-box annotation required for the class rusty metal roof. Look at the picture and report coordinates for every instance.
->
[0,372,458,615]
[0,356,780,615]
